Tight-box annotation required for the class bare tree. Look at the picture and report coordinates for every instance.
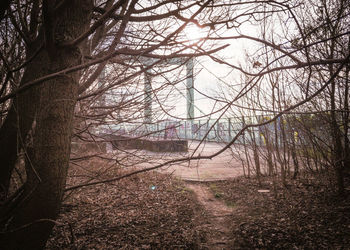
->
[0,0,229,247]
[0,0,349,248]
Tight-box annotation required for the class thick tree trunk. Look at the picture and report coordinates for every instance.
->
[0,39,45,199]
[0,105,18,198]
[5,50,79,249]
[1,1,93,248]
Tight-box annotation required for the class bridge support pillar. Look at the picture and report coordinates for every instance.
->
[186,58,194,121]
[141,57,195,123]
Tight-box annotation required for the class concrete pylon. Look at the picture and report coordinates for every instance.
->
[186,58,194,120]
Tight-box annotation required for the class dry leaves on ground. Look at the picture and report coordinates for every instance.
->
[46,160,208,249]
[209,175,350,249]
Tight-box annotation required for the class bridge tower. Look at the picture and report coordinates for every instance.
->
[142,57,194,123]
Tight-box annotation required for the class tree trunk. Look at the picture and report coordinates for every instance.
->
[328,42,345,195]
[291,130,299,179]
[1,1,93,248]
[0,38,45,199]
[253,144,262,187]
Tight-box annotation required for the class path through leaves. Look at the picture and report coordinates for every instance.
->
[186,183,234,249]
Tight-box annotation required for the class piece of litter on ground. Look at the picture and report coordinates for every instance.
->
[257,189,270,193]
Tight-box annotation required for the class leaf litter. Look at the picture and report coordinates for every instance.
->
[46,157,209,249]
[47,153,350,249]
[208,175,350,249]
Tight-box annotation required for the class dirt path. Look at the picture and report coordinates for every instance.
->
[186,183,234,249]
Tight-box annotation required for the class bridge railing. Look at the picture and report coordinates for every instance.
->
[98,114,332,151]
[99,117,265,145]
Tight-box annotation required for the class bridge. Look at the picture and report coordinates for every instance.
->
[97,56,295,153]
[99,117,268,153]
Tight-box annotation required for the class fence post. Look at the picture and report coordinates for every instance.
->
[228,118,232,142]
[217,120,220,141]
[198,120,201,140]
[157,122,159,139]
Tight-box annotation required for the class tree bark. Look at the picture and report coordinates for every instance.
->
[1,1,93,248]
[0,38,45,200]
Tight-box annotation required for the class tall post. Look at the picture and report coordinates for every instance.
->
[144,71,152,123]
[98,68,106,106]
[198,120,201,140]
[186,58,194,121]
[228,118,232,142]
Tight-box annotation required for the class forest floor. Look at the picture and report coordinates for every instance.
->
[208,175,350,249]
[46,157,211,249]
[47,154,350,249]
